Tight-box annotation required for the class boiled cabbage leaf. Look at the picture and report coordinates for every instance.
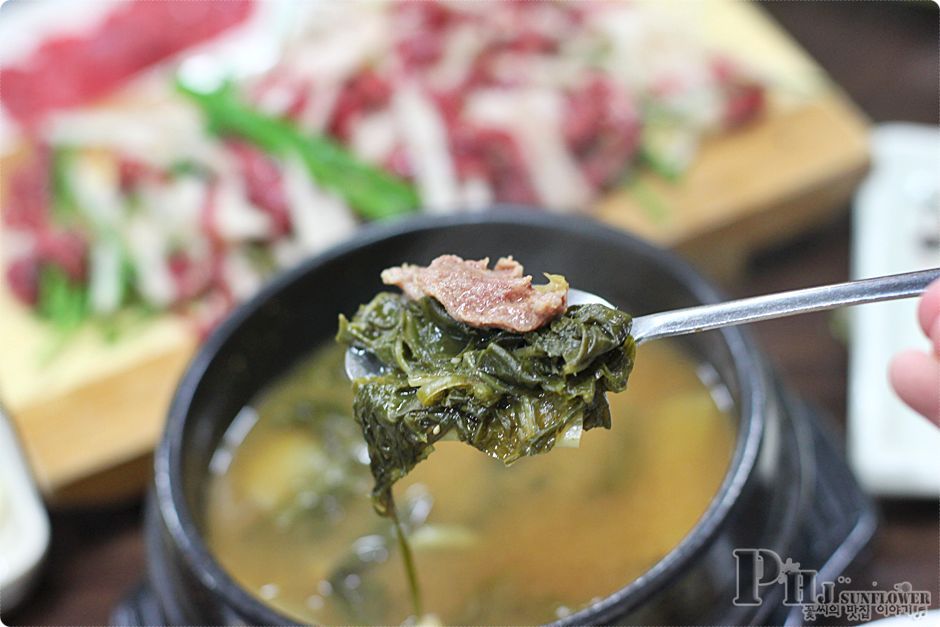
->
[336,293,636,516]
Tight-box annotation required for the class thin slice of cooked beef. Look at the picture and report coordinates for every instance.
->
[380,254,568,332]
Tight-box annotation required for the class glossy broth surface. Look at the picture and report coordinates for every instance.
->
[205,341,734,625]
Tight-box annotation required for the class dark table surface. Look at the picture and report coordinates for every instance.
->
[5,2,939,625]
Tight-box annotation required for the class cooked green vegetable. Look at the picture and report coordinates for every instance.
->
[50,146,80,223]
[35,265,90,364]
[176,80,419,220]
[627,179,673,223]
[37,266,88,333]
[336,292,636,516]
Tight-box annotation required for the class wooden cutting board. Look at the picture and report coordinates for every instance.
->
[596,1,869,277]
[0,1,868,505]
[598,92,869,278]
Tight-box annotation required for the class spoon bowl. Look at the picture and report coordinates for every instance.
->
[344,288,613,379]
[345,267,939,380]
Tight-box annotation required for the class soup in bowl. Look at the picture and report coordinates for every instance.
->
[205,340,735,624]
[137,212,834,626]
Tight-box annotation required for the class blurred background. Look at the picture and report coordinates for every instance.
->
[0,0,937,623]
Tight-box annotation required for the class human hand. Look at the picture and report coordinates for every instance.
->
[888,277,940,426]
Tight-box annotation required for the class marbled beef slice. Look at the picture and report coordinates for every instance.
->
[381,254,568,332]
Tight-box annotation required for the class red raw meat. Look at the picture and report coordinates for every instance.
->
[226,140,291,237]
[0,0,255,125]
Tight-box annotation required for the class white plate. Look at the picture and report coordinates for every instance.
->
[848,123,940,497]
[0,404,50,611]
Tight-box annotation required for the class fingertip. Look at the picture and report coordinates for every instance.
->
[916,277,940,337]
[888,349,919,393]
[931,317,940,357]
[889,349,940,426]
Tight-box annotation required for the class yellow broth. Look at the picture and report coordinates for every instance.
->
[205,341,735,625]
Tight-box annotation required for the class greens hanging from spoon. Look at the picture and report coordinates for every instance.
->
[336,255,637,516]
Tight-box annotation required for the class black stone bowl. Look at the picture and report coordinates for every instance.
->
[114,210,876,626]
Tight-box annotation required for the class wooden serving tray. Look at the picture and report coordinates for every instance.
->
[0,1,868,504]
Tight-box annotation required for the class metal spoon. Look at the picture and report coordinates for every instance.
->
[346,267,940,379]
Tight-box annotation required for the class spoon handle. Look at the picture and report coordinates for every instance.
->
[631,267,940,344]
